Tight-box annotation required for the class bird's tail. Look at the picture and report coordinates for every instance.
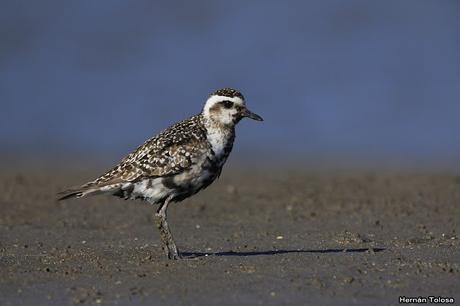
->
[57,184,102,201]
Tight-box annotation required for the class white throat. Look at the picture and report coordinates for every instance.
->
[203,118,234,159]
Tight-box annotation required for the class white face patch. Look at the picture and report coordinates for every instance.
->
[202,95,245,125]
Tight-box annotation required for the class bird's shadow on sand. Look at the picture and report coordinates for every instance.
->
[181,247,385,258]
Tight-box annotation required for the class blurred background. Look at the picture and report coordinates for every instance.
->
[1,0,459,171]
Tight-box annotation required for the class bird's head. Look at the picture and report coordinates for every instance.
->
[202,88,263,127]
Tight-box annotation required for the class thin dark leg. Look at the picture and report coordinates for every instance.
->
[154,196,180,260]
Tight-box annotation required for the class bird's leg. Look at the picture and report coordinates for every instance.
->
[154,196,180,260]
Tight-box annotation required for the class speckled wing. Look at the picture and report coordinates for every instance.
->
[89,115,209,187]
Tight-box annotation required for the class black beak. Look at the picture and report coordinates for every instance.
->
[241,107,263,121]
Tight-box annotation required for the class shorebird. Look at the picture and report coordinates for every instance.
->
[58,88,263,259]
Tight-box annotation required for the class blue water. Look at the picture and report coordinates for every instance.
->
[1,0,459,166]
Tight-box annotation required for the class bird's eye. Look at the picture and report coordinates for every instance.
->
[222,100,234,109]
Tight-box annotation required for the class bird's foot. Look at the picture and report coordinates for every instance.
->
[164,245,181,260]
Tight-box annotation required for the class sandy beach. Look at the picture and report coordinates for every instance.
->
[1,169,459,305]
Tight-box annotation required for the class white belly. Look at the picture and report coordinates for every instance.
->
[176,167,215,189]
[127,178,170,202]
[119,152,226,204]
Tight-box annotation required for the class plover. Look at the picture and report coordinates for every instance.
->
[58,88,263,259]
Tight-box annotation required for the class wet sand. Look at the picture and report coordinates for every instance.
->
[0,168,459,305]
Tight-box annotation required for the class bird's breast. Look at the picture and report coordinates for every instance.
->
[206,127,235,160]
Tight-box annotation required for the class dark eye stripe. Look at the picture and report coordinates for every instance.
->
[222,100,233,109]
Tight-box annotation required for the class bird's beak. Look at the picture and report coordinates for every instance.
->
[241,107,263,121]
